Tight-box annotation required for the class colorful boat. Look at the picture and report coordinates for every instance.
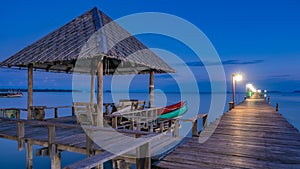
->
[159,103,188,119]
[159,101,185,115]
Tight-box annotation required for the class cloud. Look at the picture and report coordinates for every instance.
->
[268,74,291,79]
[186,59,264,67]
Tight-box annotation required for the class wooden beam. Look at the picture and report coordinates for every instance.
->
[149,71,154,108]
[28,64,33,120]
[97,61,103,127]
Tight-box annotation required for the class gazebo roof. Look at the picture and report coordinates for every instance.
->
[0,7,175,74]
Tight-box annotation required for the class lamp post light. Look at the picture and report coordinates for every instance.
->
[232,74,243,108]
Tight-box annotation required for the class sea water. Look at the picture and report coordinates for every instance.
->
[0,92,299,168]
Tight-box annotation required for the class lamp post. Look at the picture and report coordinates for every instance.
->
[232,74,243,108]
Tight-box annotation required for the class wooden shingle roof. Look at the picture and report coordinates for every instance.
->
[0,7,175,74]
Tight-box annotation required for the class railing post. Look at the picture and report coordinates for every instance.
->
[229,101,234,111]
[268,96,271,104]
[192,118,199,137]
[136,118,141,131]
[276,103,279,112]
[159,121,164,133]
[16,109,21,119]
[17,121,25,151]
[173,119,179,137]
[72,106,75,116]
[202,114,208,128]
[54,108,58,118]
[104,103,109,115]
[112,116,118,129]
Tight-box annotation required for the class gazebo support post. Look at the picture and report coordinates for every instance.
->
[27,64,33,120]
[149,70,154,108]
[90,73,95,104]
[91,72,95,125]
[97,60,104,127]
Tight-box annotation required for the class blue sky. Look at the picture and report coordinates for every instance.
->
[0,0,299,92]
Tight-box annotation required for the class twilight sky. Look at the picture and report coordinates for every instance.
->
[0,0,299,92]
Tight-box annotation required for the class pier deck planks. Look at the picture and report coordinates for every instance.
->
[155,98,300,169]
[0,115,181,166]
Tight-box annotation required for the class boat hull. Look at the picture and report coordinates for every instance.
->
[159,101,185,115]
[159,105,188,119]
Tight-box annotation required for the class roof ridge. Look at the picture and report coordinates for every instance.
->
[92,8,108,54]
[0,7,175,74]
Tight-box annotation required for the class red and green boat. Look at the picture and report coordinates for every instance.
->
[158,101,188,119]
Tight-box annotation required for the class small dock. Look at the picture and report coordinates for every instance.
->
[155,97,300,169]
[0,115,184,169]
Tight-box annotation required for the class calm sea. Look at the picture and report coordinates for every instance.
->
[0,92,299,168]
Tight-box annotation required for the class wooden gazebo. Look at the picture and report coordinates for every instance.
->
[0,7,175,126]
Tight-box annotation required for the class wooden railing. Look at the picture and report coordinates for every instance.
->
[0,117,156,169]
[0,106,73,120]
[109,111,208,137]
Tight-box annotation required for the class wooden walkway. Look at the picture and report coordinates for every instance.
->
[155,97,300,169]
[0,117,181,169]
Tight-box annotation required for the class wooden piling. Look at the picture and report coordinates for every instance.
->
[51,152,61,169]
[86,129,94,157]
[268,96,271,104]
[26,142,33,169]
[97,61,103,127]
[48,126,61,169]
[135,134,151,169]
[276,103,279,111]
[17,121,24,151]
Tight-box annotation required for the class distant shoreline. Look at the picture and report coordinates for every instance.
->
[0,88,299,94]
[0,89,78,92]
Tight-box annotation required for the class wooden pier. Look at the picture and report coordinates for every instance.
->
[0,114,186,169]
[155,96,300,169]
